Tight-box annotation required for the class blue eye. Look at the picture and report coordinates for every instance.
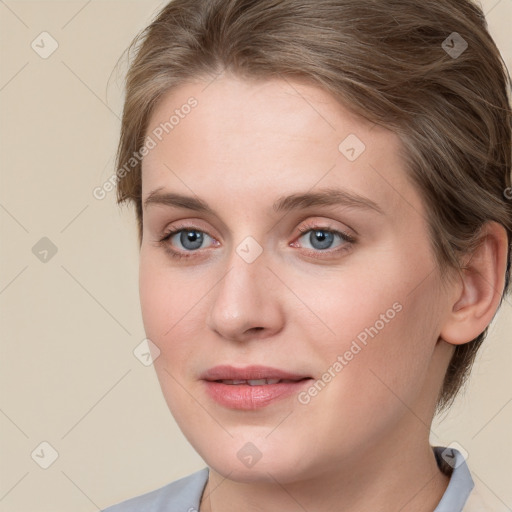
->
[160,227,212,256]
[158,223,356,260]
[299,229,337,250]
[297,225,355,253]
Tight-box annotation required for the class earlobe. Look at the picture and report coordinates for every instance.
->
[440,221,509,346]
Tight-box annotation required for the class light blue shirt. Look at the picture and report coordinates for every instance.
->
[102,447,475,512]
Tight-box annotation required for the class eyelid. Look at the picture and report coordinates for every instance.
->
[160,220,216,240]
[296,220,356,242]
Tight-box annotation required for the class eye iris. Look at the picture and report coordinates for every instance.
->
[181,230,203,250]
[310,230,334,250]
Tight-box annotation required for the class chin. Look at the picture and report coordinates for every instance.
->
[194,434,316,484]
[206,456,300,483]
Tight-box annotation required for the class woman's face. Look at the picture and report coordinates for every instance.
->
[139,74,454,482]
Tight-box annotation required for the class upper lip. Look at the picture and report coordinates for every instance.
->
[201,365,311,381]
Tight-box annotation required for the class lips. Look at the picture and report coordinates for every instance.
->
[200,365,311,382]
[200,365,313,410]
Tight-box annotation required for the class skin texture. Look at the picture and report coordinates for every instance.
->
[138,73,507,512]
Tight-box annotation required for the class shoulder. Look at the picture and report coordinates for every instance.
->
[101,467,209,512]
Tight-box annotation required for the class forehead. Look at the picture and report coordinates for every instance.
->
[141,74,424,220]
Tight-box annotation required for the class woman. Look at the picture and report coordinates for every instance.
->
[103,0,512,510]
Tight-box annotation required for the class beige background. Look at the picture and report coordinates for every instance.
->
[0,1,511,511]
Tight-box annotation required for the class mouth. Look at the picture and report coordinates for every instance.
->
[200,364,312,382]
[213,378,310,385]
[200,365,313,409]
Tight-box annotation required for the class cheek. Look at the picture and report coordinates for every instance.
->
[138,252,211,373]
[296,251,442,399]
[291,275,442,458]
[138,255,203,418]
[139,257,167,339]
[289,264,405,353]
[139,252,195,333]
[139,255,189,362]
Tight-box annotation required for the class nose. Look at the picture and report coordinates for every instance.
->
[206,244,285,343]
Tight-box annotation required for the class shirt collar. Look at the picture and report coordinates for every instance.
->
[432,446,474,512]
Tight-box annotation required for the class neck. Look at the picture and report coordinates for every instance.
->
[199,431,450,512]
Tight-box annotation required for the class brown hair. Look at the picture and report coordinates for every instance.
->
[115,0,512,411]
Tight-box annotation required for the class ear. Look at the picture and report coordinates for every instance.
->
[440,221,509,346]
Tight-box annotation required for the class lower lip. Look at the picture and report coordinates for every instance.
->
[202,379,312,410]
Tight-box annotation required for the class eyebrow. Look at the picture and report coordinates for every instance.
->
[143,187,384,216]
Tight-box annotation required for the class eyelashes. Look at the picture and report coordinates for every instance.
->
[157,222,356,260]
